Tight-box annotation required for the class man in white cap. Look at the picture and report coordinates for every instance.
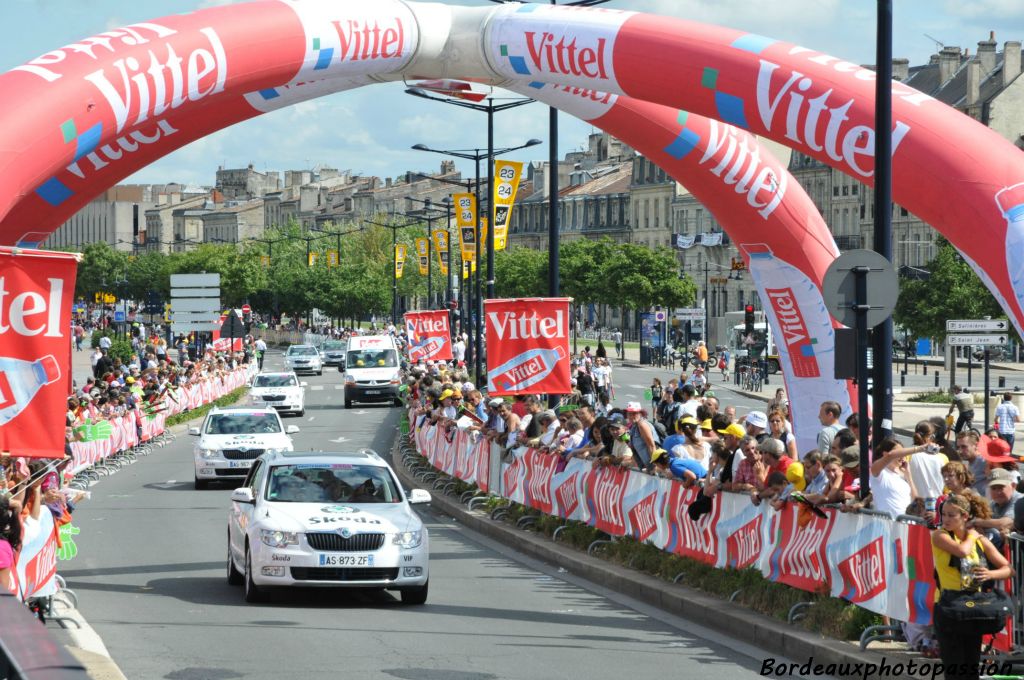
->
[745,410,769,443]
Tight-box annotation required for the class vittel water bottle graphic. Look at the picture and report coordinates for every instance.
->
[741,244,851,436]
[0,355,60,426]
[997,183,1024,314]
[412,337,445,361]
[488,345,567,393]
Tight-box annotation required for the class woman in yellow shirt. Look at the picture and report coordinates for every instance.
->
[931,494,1011,679]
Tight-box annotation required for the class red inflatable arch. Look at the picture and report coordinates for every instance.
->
[1,0,1021,422]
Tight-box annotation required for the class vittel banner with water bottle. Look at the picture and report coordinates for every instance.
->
[404,310,453,364]
[0,248,77,458]
[485,298,571,396]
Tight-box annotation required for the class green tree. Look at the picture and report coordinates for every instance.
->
[494,246,546,298]
[76,242,129,300]
[894,239,1005,340]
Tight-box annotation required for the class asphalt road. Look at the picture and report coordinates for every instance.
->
[58,350,816,680]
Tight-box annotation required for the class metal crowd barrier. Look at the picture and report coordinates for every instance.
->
[1006,532,1024,654]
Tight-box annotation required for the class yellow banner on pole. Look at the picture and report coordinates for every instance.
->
[454,193,477,261]
[433,230,449,276]
[492,159,523,251]
[308,252,319,267]
[260,255,271,267]
[326,249,339,267]
[415,238,429,276]
[395,244,407,279]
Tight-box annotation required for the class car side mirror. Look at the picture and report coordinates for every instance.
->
[230,487,255,504]
[338,365,345,373]
[408,489,432,505]
[286,425,300,434]
[189,427,201,436]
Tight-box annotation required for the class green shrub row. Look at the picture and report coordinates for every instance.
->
[164,386,249,428]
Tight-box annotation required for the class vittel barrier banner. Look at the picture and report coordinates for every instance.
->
[404,310,453,363]
[485,298,570,396]
[8,507,58,599]
[411,417,998,629]
[0,248,78,458]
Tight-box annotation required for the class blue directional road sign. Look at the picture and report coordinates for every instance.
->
[114,310,126,323]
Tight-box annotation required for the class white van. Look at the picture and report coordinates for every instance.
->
[341,335,401,408]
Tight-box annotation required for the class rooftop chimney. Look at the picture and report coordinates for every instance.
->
[892,57,909,81]
[1004,41,1022,87]
[938,45,962,85]
[967,58,981,107]
[978,32,998,73]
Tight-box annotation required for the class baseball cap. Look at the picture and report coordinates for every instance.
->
[840,446,861,469]
[488,398,505,408]
[462,382,475,393]
[625,401,643,413]
[700,418,712,430]
[786,462,806,491]
[676,416,700,429]
[746,410,768,429]
[989,467,1015,487]
[650,448,669,464]
[440,389,454,401]
[608,413,627,427]
[717,423,745,438]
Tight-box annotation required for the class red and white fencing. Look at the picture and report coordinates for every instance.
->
[411,415,1016,645]
[69,366,254,476]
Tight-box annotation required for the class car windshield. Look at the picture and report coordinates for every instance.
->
[205,413,282,435]
[322,341,345,351]
[346,349,398,368]
[265,463,401,503]
[288,346,318,356]
[254,375,298,388]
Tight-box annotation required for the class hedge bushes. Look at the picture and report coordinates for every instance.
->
[164,386,249,428]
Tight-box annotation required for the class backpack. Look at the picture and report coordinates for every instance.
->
[652,419,668,441]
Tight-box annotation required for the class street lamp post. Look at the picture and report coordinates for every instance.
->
[406,196,453,309]
[411,138,542,383]
[362,218,408,326]
[410,171,479,356]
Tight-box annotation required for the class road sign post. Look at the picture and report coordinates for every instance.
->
[947,325,1007,429]
[170,274,221,354]
[823,250,898,501]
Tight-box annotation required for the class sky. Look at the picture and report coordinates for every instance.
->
[4,0,1024,187]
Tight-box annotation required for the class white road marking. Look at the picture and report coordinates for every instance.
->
[628,384,647,389]
[311,385,325,391]
[307,416,315,422]
[335,385,344,390]
[329,437,350,443]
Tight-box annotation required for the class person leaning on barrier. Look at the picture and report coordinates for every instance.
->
[969,468,1021,550]
[955,430,989,495]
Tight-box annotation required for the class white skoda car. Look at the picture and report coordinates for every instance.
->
[226,450,431,604]
[191,407,299,489]
[249,372,306,416]
[284,344,323,375]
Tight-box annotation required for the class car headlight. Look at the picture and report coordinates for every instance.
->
[344,375,355,384]
[260,530,299,548]
[199,449,220,459]
[264,447,286,456]
[392,530,423,549]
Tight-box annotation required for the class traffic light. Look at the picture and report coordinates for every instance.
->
[744,304,755,335]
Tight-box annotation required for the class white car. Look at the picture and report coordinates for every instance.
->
[284,344,323,375]
[250,372,306,416]
[190,407,300,489]
[227,450,431,604]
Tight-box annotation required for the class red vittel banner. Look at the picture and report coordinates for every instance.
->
[485,298,571,397]
[404,310,453,363]
[0,248,78,458]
